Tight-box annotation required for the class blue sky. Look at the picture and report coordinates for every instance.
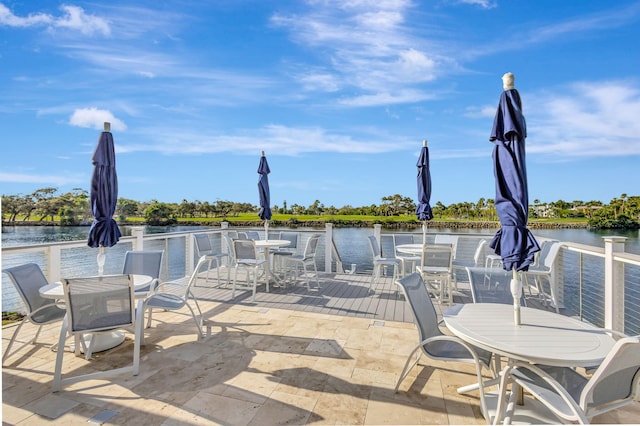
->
[1,0,639,209]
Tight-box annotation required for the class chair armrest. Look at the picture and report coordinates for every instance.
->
[148,281,187,296]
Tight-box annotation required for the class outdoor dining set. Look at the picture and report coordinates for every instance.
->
[3,228,640,425]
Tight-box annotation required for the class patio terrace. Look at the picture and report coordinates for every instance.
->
[3,271,640,425]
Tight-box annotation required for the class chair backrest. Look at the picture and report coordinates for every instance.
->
[466,267,526,306]
[61,274,134,333]
[233,238,258,261]
[393,234,415,247]
[540,241,561,269]
[194,233,213,256]
[303,234,321,258]
[225,234,237,263]
[245,231,261,240]
[472,239,488,266]
[581,336,640,411]
[420,244,453,269]
[122,250,164,280]
[395,273,442,341]
[3,263,51,314]
[279,231,298,249]
[434,235,459,259]
[368,235,382,259]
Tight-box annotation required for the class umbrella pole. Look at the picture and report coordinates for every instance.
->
[264,220,269,240]
[510,269,522,325]
[97,246,106,276]
[422,220,427,245]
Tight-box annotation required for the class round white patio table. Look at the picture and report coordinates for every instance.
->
[443,303,616,424]
[442,303,615,367]
[395,243,452,255]
[254,239,290,289]
[39,274,152,353]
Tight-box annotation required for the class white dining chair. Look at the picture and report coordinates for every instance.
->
[52,274,143,392]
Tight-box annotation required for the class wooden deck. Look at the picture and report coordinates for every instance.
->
[192,271,423,324]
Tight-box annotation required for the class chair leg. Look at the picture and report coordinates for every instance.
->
[312,263,320,289]
[394,346,422,393]
[52,317,70,392]
[2,321,25,364]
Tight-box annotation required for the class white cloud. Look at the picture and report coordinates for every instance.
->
[117,124,413,156]
[527,80,640,158]
[0,4,110,36]
[270,0,449,105]
[69,108,127,131]
[456,0,497,9]
[0,3,51,27]
[0,172,82,186]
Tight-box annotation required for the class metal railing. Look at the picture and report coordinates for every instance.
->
[3,224,640,335]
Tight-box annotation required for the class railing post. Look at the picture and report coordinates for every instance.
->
[47,245,62,283]
[603,236,626,332]
[186,232,196,277]
[131,226,145,250]
[374,224,382,243]
[221,222,230,265]
[325,223,333,273]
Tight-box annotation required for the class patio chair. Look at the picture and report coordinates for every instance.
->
[522,241,561,312]
[393,234,420,277]
[435,234,459,289]
[239,231,260,240]
[368,235,401,292]
[271,231,298,276]
[193,233,230,287]
[495,335,640,424]
[453,239,488,274]
[143,256,207,337]
[231,238,266,301]
[52,274,143,391]
[416,243,454,304]
[286,234,321,290]
[122,250,164,297]
[2,263,66,365]
[465,266,526,306]
[394,273,495,422]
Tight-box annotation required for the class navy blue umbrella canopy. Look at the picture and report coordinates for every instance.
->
[87,124,121,249]
[257,152,272,221]
[416,141,433,222]
[489,80,539,272]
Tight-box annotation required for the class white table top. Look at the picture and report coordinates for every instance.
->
[39,274,152,299]
[443,303,615,367]
[254,239,291,248]
[396,243,451,255]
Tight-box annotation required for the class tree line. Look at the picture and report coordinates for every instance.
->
[2,187,639,229]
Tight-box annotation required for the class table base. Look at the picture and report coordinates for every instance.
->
[484,391,557,425]
[70,331,126,354]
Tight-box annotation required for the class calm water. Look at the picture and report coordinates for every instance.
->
[2,224,639,254]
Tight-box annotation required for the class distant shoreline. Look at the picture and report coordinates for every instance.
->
[1,219,590,229]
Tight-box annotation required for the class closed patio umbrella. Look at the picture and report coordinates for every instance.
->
[257,151,272,238]
[416,140,433,244]
[489,73,540,324]
[87,122,121,275]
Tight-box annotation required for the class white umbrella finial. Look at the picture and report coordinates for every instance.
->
[423,139,428,147]
[104,122,111,132]
[261,150,265,157]
[502,72,515,90]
